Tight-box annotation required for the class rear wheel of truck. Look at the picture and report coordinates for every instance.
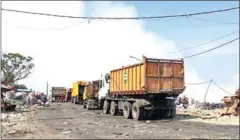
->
[132,102,144,120]
[170,108,176,118]
[165,109,171,118]
[103,100,110,114]
[110,101,117,116]
[73,97,77,104]
[76,96,79,104]
[86,101,91,110]
[123,101,132,119]
[83,101,86,108]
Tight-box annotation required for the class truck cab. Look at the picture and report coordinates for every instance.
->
[98,74,110,101]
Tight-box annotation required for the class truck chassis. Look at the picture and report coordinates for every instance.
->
[99,93,178,120]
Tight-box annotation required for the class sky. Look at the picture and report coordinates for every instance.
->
[2,1,239,103]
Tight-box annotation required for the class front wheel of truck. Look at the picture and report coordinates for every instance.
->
[103,100,110,114]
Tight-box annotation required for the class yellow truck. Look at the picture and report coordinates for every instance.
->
[71,81,88,104]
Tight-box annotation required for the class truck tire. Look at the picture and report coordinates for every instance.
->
[86,101,91,110]
[123,101,132,119]
[170,108,176,118]
[83,101,86,108]
[103,100,110,114]
[132,102,144,120]
[76,96,79,104]
[74,97,77,104]
[165,109,171,118]
[110,101,117,116]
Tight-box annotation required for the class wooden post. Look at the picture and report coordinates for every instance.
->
[204,79,212,109]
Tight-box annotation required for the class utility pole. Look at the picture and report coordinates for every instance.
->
[46,81,48,96]
[203,79,212,109]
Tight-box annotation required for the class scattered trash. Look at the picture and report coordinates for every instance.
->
[1,113,8,120]
[61,131,71,134]
[146,120,151,123]
[8,130,16,134]
[113,132,123,135]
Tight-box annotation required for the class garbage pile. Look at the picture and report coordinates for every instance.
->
[176,95,224,110]
[1,89,49,112]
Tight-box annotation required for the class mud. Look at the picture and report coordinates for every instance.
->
[1,102,239,139]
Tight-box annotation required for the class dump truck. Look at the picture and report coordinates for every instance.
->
[83,80,101,110]
[65,88,72,102]
[71,81,88,104]
[97,56,185,120]
[51,87,66,102]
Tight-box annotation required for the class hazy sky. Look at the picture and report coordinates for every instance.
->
[2,1,239,103]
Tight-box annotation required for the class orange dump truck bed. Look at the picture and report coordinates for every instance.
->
[86,80,100,99]
[110,56,185,95]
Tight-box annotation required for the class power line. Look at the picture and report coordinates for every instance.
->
[165,30,239,55]
[193,17,239,25]
[211,80,234,95]
[186,80,211,85]
[181,37,239,59]
[1,6,239,20]
[3,20,87,30]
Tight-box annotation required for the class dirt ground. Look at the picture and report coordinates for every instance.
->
[1,102,239,139]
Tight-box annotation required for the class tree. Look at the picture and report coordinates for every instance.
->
[1,52,35,85]
[14,84,27,89]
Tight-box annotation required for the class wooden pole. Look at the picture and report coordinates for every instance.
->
[204,79,212,109]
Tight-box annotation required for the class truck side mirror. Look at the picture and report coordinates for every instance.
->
[105,74,110,83]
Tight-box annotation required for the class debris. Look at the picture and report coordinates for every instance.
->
[63,122,68,125]
[113,132,124,135]
[56,128,63,130]
[61,131,71,134]
[146,120,151,123]
[8,130,16,134]
[1,113,8,120]
[6,123,17,127]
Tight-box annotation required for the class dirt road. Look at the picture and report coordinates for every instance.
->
[2,102,239,139]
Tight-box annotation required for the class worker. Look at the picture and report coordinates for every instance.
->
[41,93,47,105]
[61,94,65,102]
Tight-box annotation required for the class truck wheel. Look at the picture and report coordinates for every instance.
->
[74,97,77,104]
[165,109,171,118]
[123,101,132,119]
[86,101,91,110]
[170,108,176,118]
[110,101,117,116]
[83,101,86,108]
[132,102,144,120]
[76,96,79,104]
[103,100,110,114]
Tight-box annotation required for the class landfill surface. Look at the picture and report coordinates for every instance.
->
[1,102,239,139]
